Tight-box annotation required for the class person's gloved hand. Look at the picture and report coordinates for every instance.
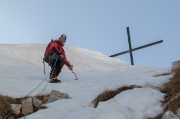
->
[60,55,65,59]
[68,65,73,70]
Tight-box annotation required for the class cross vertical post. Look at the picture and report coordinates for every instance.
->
[109,27,163,65]
[127,27,134,65]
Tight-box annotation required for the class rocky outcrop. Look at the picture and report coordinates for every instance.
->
[21,97,33,115]
[7,116,15,119]
[6,90,70,119]
[32,97,42,108]
[172,60,180,71]
[47,90,70,103]
[177,108,180,118]
[10,104,21,115]
[162,111,179,119]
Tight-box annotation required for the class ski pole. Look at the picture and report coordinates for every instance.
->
[71,70,78,80]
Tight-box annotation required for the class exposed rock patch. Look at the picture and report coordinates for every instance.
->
[0,90,70,119]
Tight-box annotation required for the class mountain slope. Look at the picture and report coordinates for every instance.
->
[0,44,127,70]
[0,44,173,119]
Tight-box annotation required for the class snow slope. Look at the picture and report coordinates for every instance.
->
[0,44,173,119]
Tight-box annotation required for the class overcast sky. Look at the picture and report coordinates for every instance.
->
[0,0,179,68]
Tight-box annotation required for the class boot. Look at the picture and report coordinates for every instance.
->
[49,78,61,83]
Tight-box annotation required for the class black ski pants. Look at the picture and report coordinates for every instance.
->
[50,56,65,78]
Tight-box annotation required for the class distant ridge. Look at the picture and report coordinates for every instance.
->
[0,43,128,71]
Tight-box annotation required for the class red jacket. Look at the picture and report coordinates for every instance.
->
[49,40,71,67]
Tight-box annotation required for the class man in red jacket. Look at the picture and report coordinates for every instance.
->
[49,34,73,83]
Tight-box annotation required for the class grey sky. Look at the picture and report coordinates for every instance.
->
[0,0,180,67]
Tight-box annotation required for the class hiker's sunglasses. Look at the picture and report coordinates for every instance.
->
[61,34,67,39]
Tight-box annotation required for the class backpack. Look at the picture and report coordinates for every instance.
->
[43,39,53,74]
[43,39,53,63]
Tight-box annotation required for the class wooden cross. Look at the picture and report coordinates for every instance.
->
[110,27,163,65]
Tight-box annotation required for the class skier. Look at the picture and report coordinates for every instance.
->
[48,34,73,83]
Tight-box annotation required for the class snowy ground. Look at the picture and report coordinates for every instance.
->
[0,44,173,119]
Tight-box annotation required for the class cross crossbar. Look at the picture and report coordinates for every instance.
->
[110,40,163,57]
